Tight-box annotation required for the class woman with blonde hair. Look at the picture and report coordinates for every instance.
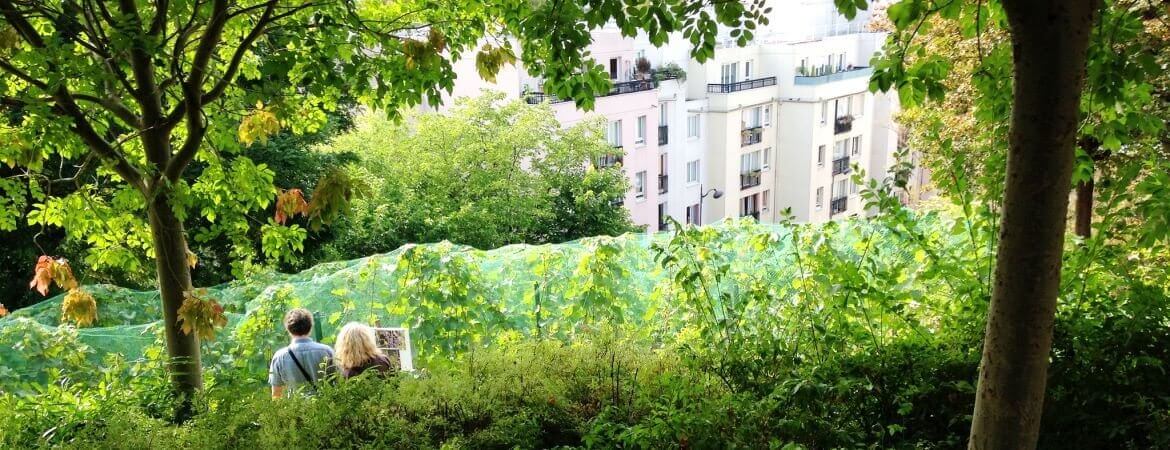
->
[334,322,395,378]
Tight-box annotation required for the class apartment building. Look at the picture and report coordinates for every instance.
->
[429,1,912,229]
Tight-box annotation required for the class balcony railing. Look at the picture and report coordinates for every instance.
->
[740,210,760,221]
[609,80,656,96]
[523,92,569,104]
[525,79,657,104]
[596,148,624,168]
[658,125,668,146]
[830,196,848,215]
[834,115,854,135]
[658,174,668,194]
[741,127,763,146]
[832,156,851,175]
[707,76,777,94]
[794,66,873,86]
[740,170,762,189]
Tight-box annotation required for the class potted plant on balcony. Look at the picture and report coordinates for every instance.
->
[634,57,652,80]
[651,62,686,83]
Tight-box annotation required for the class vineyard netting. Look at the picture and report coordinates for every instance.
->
[0,217,944,389]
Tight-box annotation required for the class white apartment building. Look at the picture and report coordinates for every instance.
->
[427,0,909,229]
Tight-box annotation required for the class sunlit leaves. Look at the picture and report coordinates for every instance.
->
[305,169,357,231]
[177,289,228,341]
[28,256,79,297]
[274,189,309,225]
[61,288,97,327]
[239,102,281,147]
[475,44,516,83]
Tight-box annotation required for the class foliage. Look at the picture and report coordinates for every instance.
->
[313,93,636,261]
[177,290,228,342]
[0,0,770,395]
[2,325,1168,449]
[651,62,687,82]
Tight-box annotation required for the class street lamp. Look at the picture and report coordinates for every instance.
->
[697,183,722,226]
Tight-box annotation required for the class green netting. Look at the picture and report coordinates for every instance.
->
[0,218,931,387]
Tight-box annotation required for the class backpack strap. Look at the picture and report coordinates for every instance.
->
[285,346,317,389]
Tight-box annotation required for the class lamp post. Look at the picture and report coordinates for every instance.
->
[698,184,723,226]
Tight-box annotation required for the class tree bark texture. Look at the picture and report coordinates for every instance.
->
[1075,177,1094,238]
[969,1,1097,448]
[147,192,202,422]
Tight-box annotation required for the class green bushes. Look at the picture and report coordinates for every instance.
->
[3,327,1167,449]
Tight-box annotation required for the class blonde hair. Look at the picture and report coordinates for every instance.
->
[334,322,384,370]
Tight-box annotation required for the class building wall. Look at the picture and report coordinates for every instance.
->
[426,11,908,229]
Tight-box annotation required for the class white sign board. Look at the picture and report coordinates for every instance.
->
[373,327,414,372]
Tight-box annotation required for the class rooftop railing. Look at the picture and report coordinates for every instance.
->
[707,76,777,94]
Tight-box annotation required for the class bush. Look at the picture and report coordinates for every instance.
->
[3,326,1167,449]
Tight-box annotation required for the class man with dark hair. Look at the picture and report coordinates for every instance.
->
[268,308,334,398]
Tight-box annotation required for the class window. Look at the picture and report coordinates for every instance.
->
[742,106,762,129]
[852,136,861,156]
[687,114,700,138]
[763,148,771,170]
[637,49,646,60]
[815,187,824,210]
[850,180,860,195]
[820,102,828,125]
[740,194,759,217]
[609,58,619,79]
[686,160,700,184]
[763,105,771,127]
[762,190,770,211]
[659,103,668,125]
[608,120,623,147]
[834,139,847,158]
[721,63,738,84]
[636,115,647,144]
[817,145,826,166]
[635,171,646,198]
[686,204,700,225]
[837,53,845,71]
[741,150,762,174]
[854,94,865,116]
[657,202,668,231]
[744,60,753,79]
[835,179,848,198]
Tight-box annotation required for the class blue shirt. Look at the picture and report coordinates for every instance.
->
[268,337,334,395]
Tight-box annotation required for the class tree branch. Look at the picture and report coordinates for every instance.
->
[0,0,147,194]
[202,0,279,104]
[73,93,144,129]
[117,0,166,130]
[158,0,230,184]
[150,0,169,36]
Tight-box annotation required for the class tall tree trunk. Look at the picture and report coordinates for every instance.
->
[1075,176,1094,238]
[147,192,202,422]
[969,1,1097,448]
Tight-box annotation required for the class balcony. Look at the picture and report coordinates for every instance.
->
[523,92,570,104]
[658,174,668,194]
[740,210,760,221]
[525,79,657,104]
[834,115,854,135]
[741,127,763,147]
[832,156,851,175]
[830,196,848,215]
[658,125,668,146]
[740,170,761,189]
[794,66,873,86]
[707,76,777,94]
[596,147,624,168]
[609,80,656,96]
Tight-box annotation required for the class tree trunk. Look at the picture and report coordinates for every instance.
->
[969,1,1096,449]
[147,193,202,422]
[1074,176,1094,238]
